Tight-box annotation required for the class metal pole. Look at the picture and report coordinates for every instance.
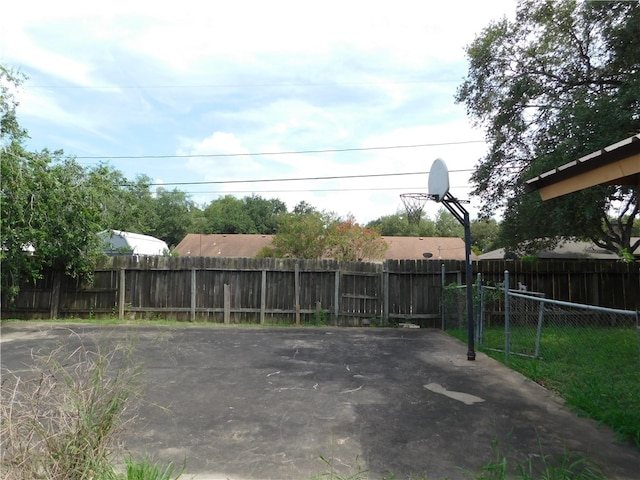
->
[504,270,510,363]
[441,263,446,330]
[476,273,483,345]
[464,211,475,361]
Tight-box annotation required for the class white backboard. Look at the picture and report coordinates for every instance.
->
[428,158,450,202]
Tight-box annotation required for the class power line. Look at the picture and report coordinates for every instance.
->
[178,185,471,195]
[26,79,460,90]
[78,140,484,160]
[127,169,474,187]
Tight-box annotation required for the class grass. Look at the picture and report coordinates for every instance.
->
[448,326,640,448]
[310,442,608,480]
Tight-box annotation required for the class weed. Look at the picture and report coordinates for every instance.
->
[120,456,186,480]
[0,332,144,479]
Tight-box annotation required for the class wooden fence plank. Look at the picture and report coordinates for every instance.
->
[4,257,639,322]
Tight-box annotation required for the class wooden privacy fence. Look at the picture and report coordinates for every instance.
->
[5,257,639,324]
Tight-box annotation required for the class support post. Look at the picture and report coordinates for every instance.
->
[440,192,475,360]
[260,269,267,325]
[224,283,231,325]
[504,270,510,363]
[190,268,196,322]
[383,266,389,327]
[476,273,482,345]
[334,269,340,326]
[118,268,126,321]
[441,263,446,330]
[534,295,545,359]
[295,262,301,325]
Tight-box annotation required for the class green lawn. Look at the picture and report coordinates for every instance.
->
[448,326,640,449]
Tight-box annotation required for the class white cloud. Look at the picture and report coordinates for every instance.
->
[3,0,517,223]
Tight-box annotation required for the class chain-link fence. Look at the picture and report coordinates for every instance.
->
[443,273,640,363]
[443,270,640,445]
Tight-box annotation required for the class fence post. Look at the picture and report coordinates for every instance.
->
[334,269,340,326]
[260,269,266,325]
[534,295,545,359]
[476,272,482,345]
[441,263,446,330]
[190,268,196,322]
[295,262,301,325]
[118,268,126,321]
[382,263,389,327]
[504,270,510,363]
[224,284,231,324]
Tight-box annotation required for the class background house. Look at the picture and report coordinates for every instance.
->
[98,230,169,256]
[174,234,474,261]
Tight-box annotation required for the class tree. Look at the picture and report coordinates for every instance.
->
[456,0,640,255]
[326,215,388,262]
[470,218,501,254]
[366,212,437,237]
[259,212,388,261]
[202,194,287,234]
[244,194,287,234]
[202,195,256,234]
[150,187,196,247]
[434,209,464,238]
[258,211,332,259]
[1,151,108,305]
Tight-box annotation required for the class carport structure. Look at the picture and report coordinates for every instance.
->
[525,133,640,201]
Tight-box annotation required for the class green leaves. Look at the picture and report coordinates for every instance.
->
[456,0,640,254]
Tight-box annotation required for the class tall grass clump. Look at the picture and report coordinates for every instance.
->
[1,334,144,479]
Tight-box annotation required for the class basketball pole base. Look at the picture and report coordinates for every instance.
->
[440,192,476,362]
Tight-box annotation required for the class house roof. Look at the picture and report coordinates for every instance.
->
[174,234,274,257]
[478,238,640,261]
[174,234,474,261]
[381,236,473,261]
[98,230,169,256]
[525,134,640,200]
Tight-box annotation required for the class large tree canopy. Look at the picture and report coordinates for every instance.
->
[456,0,640,255]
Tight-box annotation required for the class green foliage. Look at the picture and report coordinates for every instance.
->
[259,211,333,258]
[1,149,107,304]
[261,212,388,261]
[148,187,197,248]
[202,194,285,234]
[366,212,436,237]
[327,215,388,261]
[434,209,464,238]
[456,0,640,254]
[470,218,501,254]
[121,456,186,480]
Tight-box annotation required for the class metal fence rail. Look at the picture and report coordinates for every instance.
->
[443,270,640,365]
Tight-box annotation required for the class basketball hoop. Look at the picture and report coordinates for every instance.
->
[400,193,429,224]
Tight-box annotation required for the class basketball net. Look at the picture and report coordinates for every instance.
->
[400,193,429,225]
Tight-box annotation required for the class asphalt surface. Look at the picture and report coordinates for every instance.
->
[1,322,638,479]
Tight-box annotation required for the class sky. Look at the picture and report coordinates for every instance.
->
[2,0,517,224]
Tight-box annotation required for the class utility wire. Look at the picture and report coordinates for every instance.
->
[78,140,484,160]
[125,169,474,187]
[26,79,461,90]
[179,185,471,195]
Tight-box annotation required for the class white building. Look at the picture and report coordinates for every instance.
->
[98,230,169,256]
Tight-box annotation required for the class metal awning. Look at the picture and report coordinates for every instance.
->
[525,134,640,200]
